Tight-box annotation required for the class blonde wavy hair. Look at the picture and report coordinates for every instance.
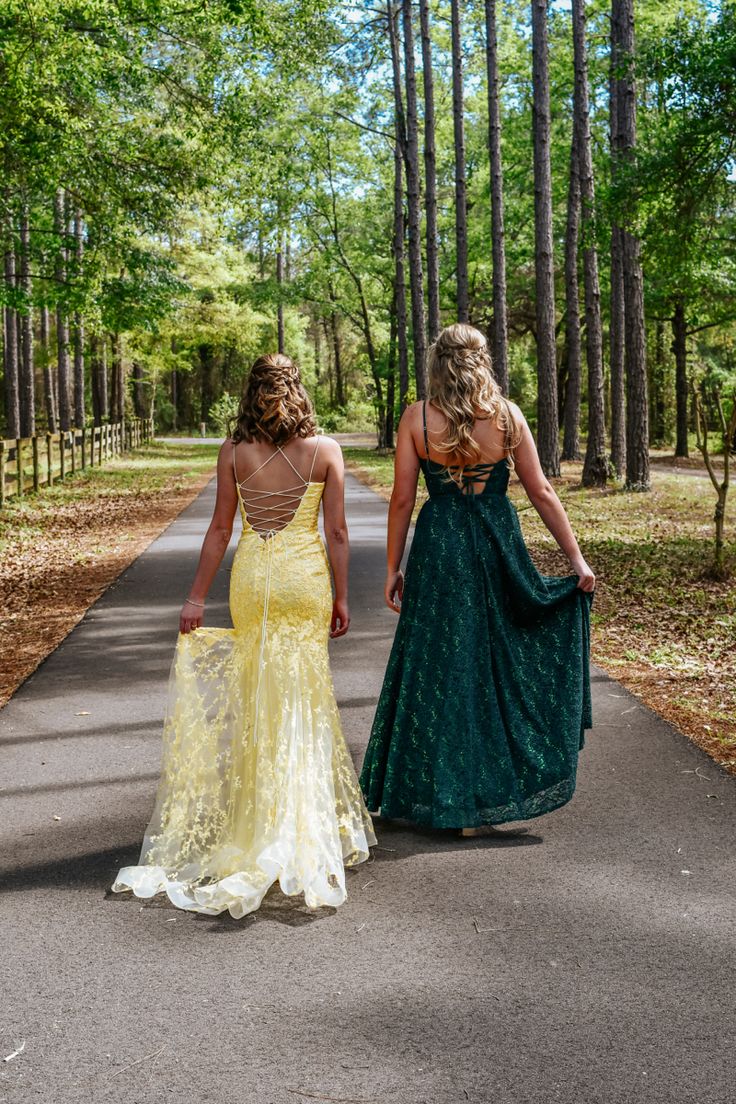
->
[231,352,317,446]
[426,323,520,466]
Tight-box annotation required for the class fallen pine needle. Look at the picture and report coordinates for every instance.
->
[113,1045,167,1076]
[3,1041,25,1063]
[680,767,711,781]
[473,918,566,934]
[374,846,396,852]
[355,923,366,933]
[361,881,375,891]
[287,1091,371,1103]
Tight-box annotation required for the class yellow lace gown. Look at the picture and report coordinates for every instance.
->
[113,452,376,917]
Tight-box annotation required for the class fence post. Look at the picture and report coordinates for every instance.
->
[59,432,66,482]
[81,426,87,469]
[0,442,5,508]
[16,439,24,498]
[70,428,77,474]
[32,435,40,492]
[47,433,53,486]
[98,425,103,466]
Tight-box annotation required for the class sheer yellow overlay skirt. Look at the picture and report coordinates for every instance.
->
[113,483,375,917]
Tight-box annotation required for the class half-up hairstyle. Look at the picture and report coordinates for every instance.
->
[231,352,317,446]
[426,323,521,466]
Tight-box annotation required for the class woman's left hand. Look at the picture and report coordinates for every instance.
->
[571,557,596,593]
[180,600,204,634]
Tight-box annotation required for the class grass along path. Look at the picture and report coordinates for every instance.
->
[343,448,736,775]
[0,440,219,705]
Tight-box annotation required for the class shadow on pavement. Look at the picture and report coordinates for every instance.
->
[1,844,140,892]
[367,818,544,855]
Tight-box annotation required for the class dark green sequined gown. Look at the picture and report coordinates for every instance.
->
[360,416,593,829]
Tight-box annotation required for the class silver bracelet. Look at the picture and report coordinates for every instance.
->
[185,598,205,608]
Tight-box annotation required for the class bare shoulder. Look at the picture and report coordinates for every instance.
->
[315,434,342,458]
[313,435,343,478]
[403,400,424,420]
[218,438,235,464]
[505,400,529,430]
[399,401,425,432]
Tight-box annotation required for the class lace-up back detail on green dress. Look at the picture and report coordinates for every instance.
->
[359,403,593,829]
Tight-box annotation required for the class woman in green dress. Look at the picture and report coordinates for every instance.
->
[359,324,595,835]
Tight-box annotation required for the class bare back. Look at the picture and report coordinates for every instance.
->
[232,436,327,537]
[416,402,511,468]
[409,401,513,496]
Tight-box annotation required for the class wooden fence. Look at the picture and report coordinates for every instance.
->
[0,418,155,507]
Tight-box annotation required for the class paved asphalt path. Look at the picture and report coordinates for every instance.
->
[2,471,735,1104]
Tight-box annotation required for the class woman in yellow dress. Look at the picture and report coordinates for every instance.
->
[113,353,376,917]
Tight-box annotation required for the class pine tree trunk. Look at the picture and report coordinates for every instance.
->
[573,0,608,487]
[329,298,345,408]
[170,367,178,432]
[3,230,20,438]
[73,209,85,428]
[322,318,335,408]
[110,332,124,421]
[199,344,214,424]
[54,188,72,432]
[608,16,626,478]
[100,339,109,421]
[450,0,469,323]
[419,0,440,343]
[651,319,666,445]
[73,318,85,427]
[672,297,689,458]
[531,0,560,476]
[19,205,35,437]
[132,362,146,418]
[276,242,285,354]
[40,305,57,433]
[91,334,107,426]
[613,0,649,489]
[388,2,410,410]
[394,147,410,414]
[386,292,397,449]
[332,314,344,408]
[401,0,427,398]
[484,0,509,394]
[609,227,626,475]
[562,131,582,461]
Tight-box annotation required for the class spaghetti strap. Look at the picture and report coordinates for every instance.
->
[308,436,321,482]
[276,444,307,483]
[422,401,431,461]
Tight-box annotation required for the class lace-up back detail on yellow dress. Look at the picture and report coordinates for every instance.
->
[113,434,375,917]
[233,439,321,539]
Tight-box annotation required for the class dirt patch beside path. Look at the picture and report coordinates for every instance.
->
[0,442,217,706]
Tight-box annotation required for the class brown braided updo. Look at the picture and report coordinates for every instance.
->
[230,353,317,446]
